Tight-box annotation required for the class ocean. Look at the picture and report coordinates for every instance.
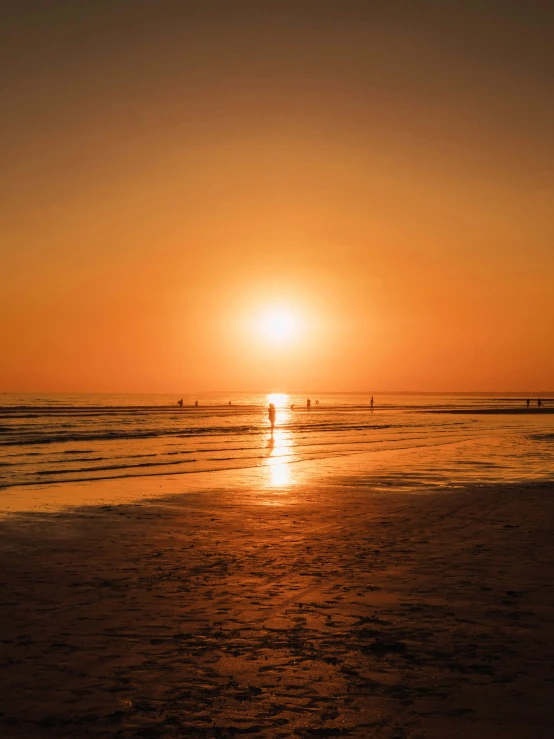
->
[1,393,553,505]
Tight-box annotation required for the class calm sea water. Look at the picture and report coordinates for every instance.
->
[1,393,553,495]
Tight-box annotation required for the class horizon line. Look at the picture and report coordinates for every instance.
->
[2,390,554,396]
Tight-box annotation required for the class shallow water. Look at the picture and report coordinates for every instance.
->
[1,393,553,513]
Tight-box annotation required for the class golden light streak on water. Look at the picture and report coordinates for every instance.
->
[264,394,295,488]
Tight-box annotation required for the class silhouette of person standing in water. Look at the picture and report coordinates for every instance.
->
[526,398,530,408]
[268,403,276,433]
[307,398,311,410]
[195,400,199,407]
[370,396,374,410]
[538,398,542,409]
[177,399,183,407]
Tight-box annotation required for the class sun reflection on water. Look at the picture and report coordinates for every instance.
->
[265,394,295,488]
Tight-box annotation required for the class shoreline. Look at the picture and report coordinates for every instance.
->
[1,473,553,737]
[426,407,554,414]
[3,432,553,515]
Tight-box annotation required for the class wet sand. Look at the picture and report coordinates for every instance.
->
[1,476,553,738]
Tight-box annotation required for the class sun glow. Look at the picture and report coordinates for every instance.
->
[259,308,298,342]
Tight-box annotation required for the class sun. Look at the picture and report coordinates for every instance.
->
[259,308,298,342]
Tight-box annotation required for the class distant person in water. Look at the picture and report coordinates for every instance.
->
[229,401,232,405]
[538,398,542,408]
[195,400,198,407]
[307,398,311,409]
[268,402,276,432]
[370,396,374,410]
[315,399,319,405]
[526,398,530,408]
[177,398,183,407]
[290,404,294,410]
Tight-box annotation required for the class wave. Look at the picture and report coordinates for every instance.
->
[0,422,393,447]
[35,458,199,475]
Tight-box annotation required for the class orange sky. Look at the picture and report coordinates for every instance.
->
[1,1,553,393]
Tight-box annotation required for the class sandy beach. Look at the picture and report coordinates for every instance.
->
[1,471,553,738]
[3,0,554,736]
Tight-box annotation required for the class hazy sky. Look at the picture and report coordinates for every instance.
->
[2,1,553,392]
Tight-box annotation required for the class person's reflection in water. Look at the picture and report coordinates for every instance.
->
[268,402,276,434]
